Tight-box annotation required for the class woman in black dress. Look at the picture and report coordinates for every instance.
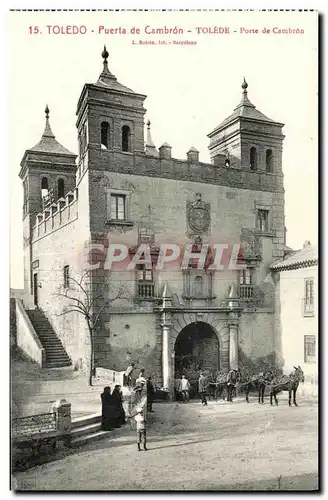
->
[100,386,115,431]
[112,385,126,426]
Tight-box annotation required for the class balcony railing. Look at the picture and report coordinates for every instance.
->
[303,299,315,317]
[239,285,254,300]
[137,281,155,299]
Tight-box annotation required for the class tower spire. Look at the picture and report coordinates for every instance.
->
[98,45,117,84]
[101,45,109,73]
[145,119,158,156]
[234,77,255,110]
[42,105,55,138]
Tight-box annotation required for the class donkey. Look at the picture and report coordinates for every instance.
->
[208,371,228,401]
[237,370,275,404]
[269,365,305,406]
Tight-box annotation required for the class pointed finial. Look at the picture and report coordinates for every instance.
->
[145,118,158,155]
[45,105,49,119]
[241,77,248,93]
[102,45,109,62]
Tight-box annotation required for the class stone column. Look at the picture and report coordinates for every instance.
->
[160,311,172,392]
[52,399,71,434]
[229,322,238,370]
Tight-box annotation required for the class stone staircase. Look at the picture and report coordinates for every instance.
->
[26,309,72,368]
[69,413,112,447]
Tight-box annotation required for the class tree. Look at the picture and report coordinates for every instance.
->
[55,271,130,386]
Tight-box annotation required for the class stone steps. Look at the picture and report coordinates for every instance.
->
[26,309,72,368]
[68,413,120,448]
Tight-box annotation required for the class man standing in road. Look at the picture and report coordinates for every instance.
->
[178,375,191,402]
[199,372,208,406]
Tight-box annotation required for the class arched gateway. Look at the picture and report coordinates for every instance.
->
[159,285,240,393]
[174,322,220,375]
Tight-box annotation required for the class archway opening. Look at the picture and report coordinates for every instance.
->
[174,321,220,397]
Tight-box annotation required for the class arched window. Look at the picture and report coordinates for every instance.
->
[58,178,65,199]
[122,125,131,152]
[250,147,257,170]
[41,177,49,198]
[266,149,273,172]
[101,121,110,149]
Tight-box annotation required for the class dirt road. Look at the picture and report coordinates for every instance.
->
[14,397,318,491]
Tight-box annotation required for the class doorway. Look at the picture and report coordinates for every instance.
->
[33,273,38,307]
[174,321,220,395]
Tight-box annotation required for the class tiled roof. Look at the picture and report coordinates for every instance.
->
[270,244,318,271]
[208,81,283,137]
[95,65,136,95]
[29,118,75,156]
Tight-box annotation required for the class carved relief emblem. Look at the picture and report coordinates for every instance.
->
[240,228,261,261]
[187,193,211,234]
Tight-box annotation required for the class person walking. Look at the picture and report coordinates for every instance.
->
[199,372,208,406]
[124,362,135,387]
[174,376,182,401]
[178,375,191,402]
[135,408,147,451]
[146,376,155,412]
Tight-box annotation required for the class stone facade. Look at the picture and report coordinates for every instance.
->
[19,50,286,390]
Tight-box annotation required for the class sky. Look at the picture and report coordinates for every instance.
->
[8,10,318,289]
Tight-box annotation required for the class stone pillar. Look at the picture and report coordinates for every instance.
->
[160,311,172,392]
[52,399,71,434]
[229,323,238,370]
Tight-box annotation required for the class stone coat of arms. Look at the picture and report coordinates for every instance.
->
[187,193,211,235]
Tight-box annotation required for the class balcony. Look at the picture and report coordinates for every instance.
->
[137,281,155,300]
[303,299,315,317]
[239,285,254,300]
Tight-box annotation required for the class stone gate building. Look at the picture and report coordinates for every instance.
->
[19,48,286,390]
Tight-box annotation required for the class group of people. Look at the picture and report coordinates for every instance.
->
[124,363,157,451]
[174,372,209,405]
[174,369,240,405]
[100,385,126,431]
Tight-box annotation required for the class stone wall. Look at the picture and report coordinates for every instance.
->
[238,310,275,370]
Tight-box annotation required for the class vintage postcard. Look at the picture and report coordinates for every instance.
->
[9,9,318,492]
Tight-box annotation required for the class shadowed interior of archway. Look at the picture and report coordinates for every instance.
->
[174,322,220,378]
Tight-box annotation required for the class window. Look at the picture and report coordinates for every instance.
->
[257,209,269,232]
[239,268,253,299]
[58,178,65,199]
[240,268,252,285]
[41,177,49,198]
[23,180,28,213]
[137,265,154,298]
[122,125,131,152]
[266,149,273,172]
[101,121,110,149]
[250,147,258,170]
[79,123,87,159]
[304,335,316,363]
[304,278,315,315]
[137,266,153,282]
[63,265,70,288]
[110,194,126,220]
[305,279,314,305]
